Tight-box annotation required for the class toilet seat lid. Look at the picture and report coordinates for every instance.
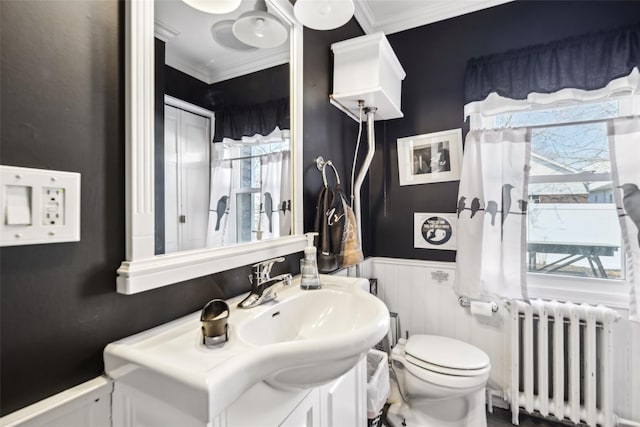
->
[405,335,490,371]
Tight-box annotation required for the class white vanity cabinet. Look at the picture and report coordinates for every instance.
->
[106,276,387,427]
[225,355,366,426]
[112,356,366,427]
[319,355,367,427]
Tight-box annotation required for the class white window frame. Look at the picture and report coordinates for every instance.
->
[468,94,640,308]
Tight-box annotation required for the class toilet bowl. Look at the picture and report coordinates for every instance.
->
[387,335,491,427]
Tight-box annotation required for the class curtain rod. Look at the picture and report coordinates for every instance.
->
[474,114,639,132]
[213,150,289,162]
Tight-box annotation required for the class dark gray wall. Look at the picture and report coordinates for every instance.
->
[0,1,360,415]
[208,63,290,109]
[154,38,167,254]
[369,1,640,261]
[302,23,369,252]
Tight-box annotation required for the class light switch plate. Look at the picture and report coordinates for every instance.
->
[1,165,80,246]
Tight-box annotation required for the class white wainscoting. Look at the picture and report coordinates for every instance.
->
[361,257,640,424]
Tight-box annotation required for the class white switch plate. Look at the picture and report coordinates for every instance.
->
[1,165,80,246]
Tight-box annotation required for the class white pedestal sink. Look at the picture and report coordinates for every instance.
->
[104,275,389,423]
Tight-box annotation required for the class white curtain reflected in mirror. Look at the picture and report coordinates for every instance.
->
[206,128,291,250]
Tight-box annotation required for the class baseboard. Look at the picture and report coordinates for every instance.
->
[1,376,112,427]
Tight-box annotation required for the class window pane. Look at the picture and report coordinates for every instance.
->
[236,192,253,243]
[527,201,623,279]
[494,100,619,128]
[495,101,624,280]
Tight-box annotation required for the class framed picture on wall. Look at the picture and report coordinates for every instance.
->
[397,128,463,186]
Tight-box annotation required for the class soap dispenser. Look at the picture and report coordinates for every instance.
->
[300,233,321,290]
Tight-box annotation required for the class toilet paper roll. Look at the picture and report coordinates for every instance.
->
[470,301,494,317]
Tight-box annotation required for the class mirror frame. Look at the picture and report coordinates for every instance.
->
[118,0,305,294]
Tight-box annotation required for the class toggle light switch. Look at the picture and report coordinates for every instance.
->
[5,185,32,225]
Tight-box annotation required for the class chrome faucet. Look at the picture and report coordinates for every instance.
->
[237,257,292,309]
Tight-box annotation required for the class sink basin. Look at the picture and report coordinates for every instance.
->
[104,275,389,422]
[237,284,387,389]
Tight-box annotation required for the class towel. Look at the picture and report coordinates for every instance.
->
[339,196,363,268]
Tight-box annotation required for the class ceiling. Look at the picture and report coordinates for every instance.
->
[155,0,514,84]
[154,0,290,84]
[353,0,513,35]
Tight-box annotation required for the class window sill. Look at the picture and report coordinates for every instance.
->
[527,272,630,310]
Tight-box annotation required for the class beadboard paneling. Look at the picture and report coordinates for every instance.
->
[367,257,639,422]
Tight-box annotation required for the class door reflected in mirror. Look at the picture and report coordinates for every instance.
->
[154,0,291,255]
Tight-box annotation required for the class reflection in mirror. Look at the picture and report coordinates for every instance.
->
[154,0,292,255]
[119,0,303,294]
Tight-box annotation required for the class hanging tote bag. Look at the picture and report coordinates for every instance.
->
[314,162,347,273]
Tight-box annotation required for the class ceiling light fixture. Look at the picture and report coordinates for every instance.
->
[293,0,354,31]
[232,0,288,49]
[181,0,241,15]
[211,20,258,52]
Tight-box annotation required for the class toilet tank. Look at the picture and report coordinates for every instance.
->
[330,32,406,121]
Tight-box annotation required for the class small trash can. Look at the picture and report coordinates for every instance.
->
[367,349,390,427]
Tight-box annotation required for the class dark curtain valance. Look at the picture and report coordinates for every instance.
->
[464,23,640,105]
[213,97,289,142]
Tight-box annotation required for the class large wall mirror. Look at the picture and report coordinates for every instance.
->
[118,0,305,294]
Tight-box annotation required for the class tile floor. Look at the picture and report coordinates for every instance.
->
[380,406,568,426]
[487,408,567,426]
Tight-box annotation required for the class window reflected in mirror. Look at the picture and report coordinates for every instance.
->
[209,129,291,247]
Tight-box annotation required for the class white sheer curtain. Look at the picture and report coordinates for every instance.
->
[206,159,233,247]
[278,150,292,237]
[208,127,290,245]
[608,117,640,322]
[455,128,531,301]
[258,151,291,240]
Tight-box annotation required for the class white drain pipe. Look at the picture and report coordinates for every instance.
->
[353,107,377,247]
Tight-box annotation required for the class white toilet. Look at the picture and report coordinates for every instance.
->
[387,335,491,427]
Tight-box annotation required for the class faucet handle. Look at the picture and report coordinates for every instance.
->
[252,257,285,280]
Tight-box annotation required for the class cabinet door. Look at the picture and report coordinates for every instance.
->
[320,357,367,427]
[280,388,321,427]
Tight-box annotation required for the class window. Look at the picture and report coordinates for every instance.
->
[494,101,623,280]
[471,96,639,306]
[234,141,289,243]
[213,136,290,244]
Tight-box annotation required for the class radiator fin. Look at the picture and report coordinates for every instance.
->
[509,299,619,427]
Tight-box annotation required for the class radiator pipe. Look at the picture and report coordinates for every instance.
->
[617,416,640,427]
[486,389,508,414]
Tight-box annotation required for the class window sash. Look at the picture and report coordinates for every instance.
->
[466,95,639,307]
[529,172,610,184]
